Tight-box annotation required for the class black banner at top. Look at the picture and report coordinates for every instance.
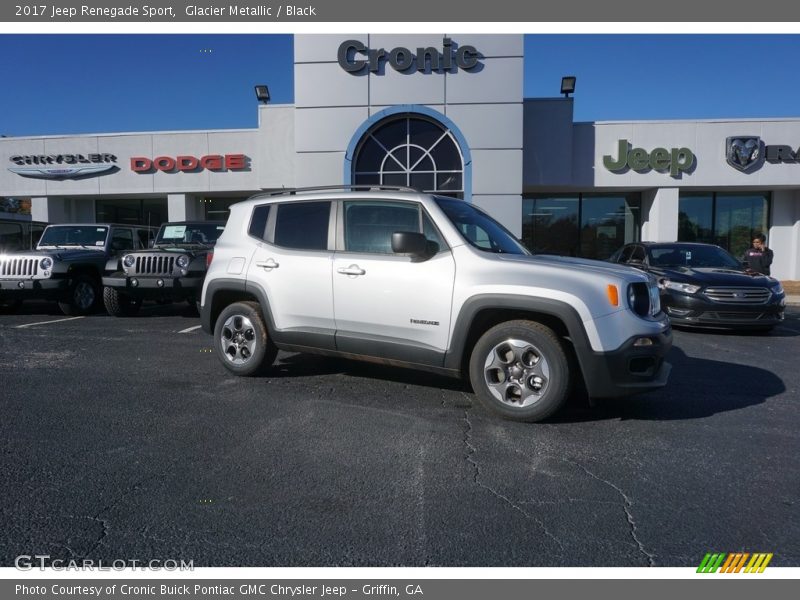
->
[3,0,800,22]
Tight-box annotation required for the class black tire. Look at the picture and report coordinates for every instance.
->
[213,301,277,377]
[103,286,141,317]
[469,320,570,422]
[58,274,100,316]
[0,299,22,314]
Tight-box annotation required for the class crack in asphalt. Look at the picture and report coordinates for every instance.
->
[79,472,163,558]
[461,395,565,553]
[561,457,657,567]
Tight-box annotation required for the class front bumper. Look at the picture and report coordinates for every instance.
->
[663,292,785,329]
[0,277,68,301]
[102,272,203,301]
[579,326,673,398]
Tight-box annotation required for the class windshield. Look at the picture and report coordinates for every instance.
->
[649,245,741,269]
[156,223,225,245]
[434,197,528,255]
[39,226,108,248]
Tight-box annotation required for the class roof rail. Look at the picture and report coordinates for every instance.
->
[259,184,421,197]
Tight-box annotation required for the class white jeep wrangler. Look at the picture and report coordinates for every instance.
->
[200,187,671,422]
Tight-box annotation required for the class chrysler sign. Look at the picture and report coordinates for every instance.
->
[8,153,118,180]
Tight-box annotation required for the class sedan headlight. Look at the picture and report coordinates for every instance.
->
[648,280,661,316]
[176,255,190,269]
[769,281,784,295]
[663,280,701,294]
[40,257,53,270]
[122,255,136,268]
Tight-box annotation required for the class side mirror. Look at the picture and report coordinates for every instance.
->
[391,231,428,256]
[148,239,155,248]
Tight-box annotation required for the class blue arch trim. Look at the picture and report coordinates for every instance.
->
[343,105,472,203]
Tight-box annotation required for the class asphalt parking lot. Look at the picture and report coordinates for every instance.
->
[1,302,798,567]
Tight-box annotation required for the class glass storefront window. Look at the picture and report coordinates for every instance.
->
[95,198,167,227]
[580,194,641,260]
[714,193,769,259]
[1,197,31,215]
[522,196,579,256]
[678,194,714,244]
[678,192,769,257]
[522,193,640,260]
[202,197,245,221]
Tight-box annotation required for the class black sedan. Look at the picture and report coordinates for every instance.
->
[609,242,786,331]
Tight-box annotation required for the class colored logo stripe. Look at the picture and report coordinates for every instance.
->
[697,552,773,573]
[745,553,773,573]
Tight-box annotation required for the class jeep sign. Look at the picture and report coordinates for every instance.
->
[603,139,695,178]
[337,38,481,74]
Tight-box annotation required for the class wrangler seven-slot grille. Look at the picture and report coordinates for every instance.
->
[133,255,176,276]
[0,257,40,278]
[704,287,771,304]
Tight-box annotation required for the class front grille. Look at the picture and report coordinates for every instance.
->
[704,287,771,304]
[0,257,39,278]
[133,254,175,276]
[702,312,764,321]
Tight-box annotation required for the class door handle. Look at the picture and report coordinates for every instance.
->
[255,259,280,270]
[337,264,366,276]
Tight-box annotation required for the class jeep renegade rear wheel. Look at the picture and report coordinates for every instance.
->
[469,320,570,422]
[214,301,277,376]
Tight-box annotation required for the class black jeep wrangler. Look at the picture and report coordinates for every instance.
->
[102,221,225,316]
[0,223,155,315]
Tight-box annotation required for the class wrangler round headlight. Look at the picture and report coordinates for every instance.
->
[176,255,190,269]
[122,255,135,268]
[40,257,53,270]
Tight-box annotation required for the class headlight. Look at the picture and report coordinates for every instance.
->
[122,255,135,268]
[769,281,784,295]
[627,282,650,317]
[648,280,661,316]
[176,255,190,269]
[664,280,700,294]
[40,257,53,270]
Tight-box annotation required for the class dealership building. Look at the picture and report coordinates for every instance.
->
[2,34,799,280]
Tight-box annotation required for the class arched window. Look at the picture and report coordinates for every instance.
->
[352,115,464,198]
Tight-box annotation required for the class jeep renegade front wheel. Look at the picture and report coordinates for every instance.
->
[214,301,277,376]
[469,320,570,422]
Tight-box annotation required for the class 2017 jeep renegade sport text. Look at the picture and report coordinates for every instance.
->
[201,188,672,422]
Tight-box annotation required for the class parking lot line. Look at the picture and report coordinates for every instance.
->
[15,316,84,329]
[178,325,202,334]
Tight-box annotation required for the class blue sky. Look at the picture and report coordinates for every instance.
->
[1,34,799,136]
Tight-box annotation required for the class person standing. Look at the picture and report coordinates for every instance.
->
[743,233,774,275]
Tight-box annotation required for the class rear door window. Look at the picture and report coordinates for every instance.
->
[274,202,331,251]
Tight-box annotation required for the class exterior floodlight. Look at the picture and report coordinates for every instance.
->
[561,76,576,97]
[254,85,271,104]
